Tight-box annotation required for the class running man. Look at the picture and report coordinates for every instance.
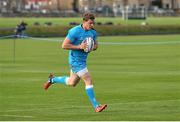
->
[44,13,107,112]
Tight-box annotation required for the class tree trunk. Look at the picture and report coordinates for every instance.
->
[172,0,175,10]
[57,0,61,11]
[72,0,79,12]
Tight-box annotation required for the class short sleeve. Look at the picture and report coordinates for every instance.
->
[66,28,77,43]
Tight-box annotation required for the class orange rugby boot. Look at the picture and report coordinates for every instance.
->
[43,73,54,90]
[95,104,107,112]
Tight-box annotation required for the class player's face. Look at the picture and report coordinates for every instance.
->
[83,19,95,30]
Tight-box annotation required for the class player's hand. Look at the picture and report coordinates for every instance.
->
[92,42,98,51]
[79,41,87,50]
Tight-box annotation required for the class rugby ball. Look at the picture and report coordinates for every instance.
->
[83,37,94,53]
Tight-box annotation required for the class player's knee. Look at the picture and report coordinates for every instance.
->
[68,82,77,87]
[82,75,92,85]
[84,80,92,86]
[67,80,77,87]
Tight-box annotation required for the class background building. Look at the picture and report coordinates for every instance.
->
[0,0,180,17]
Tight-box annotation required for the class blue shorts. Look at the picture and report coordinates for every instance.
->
[70,63,86,73]
[70,62,88,77]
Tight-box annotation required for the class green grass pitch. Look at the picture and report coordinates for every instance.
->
[0,35,180,120]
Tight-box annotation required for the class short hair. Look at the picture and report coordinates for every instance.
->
[83,13,95,21]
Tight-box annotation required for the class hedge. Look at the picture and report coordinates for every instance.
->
[1,25,180,37]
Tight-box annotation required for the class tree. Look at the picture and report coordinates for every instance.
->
[56,0,61,11]
[171,0,175,10]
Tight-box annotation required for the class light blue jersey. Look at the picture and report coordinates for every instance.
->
[66,25,97,73]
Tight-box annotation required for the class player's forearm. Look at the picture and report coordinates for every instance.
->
[62,43,81,50]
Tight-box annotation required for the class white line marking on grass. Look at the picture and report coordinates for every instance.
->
[108,99,180,106]
[99,41,180,45]
[26,36,180,45]
[0,114,34,118]
[92,70,180,75]
[28,36,60,42]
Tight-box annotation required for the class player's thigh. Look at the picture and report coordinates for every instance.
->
[68,71,80,86]
[81,72,92,86]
